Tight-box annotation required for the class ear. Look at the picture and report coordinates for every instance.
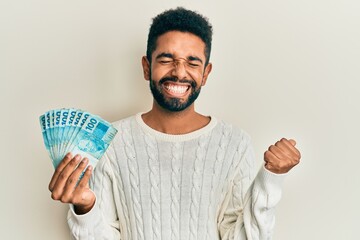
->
[201,62,212,86]
[141,56,151,80]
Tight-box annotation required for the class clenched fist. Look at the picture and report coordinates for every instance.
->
[264,138,301,174]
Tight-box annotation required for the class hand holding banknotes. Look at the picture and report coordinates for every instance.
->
[40,108,118,214]
[48,153,95,214]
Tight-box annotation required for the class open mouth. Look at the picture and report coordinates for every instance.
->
[163,82,191,97]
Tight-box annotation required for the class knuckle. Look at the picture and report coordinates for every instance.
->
[60,195,70,203]
[54,168,61,175]
[64,153,71,161]
[58,173,67,181]
[69,160,78,167]
[57,161,65,168]
[79,160,86,167]
[51,192,59,200]
[286,161,293,168]
[267,157,277,166]
[67,177,75,185]
[274,161,282,169]
[78,180,87,188]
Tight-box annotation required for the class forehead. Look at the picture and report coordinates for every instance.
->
[153,31,206,59]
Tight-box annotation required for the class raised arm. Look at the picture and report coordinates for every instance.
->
[218,138,301,239]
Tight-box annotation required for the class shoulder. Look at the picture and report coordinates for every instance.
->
[97,114,139,173]
[103,114,138,156]
[111,114,136,130]
[214,118,252,144]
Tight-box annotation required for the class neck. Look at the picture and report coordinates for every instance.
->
[141,102,210,135]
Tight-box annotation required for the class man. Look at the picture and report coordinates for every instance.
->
[49,7,301,240]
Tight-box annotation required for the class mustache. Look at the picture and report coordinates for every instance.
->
[159,77,197,88]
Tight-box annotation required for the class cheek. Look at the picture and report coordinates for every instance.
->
[188,69,205,83]
[151,64,171,80]
[150,71,162,81]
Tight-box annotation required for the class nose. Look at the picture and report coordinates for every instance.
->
[171,60,188,80]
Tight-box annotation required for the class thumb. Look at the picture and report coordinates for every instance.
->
[81,189,95,201]
[289,139,296,146]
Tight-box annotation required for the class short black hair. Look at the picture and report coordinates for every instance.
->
[146,7,213,66]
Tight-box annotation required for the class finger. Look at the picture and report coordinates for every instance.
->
[264,150,281,170]
[289,139,296,146]
[268,145,289,161]
[51,154,82,200]
[280,138,301,159]
[49,152,72,191]
[61,158,89,202]
[72,165,94,205]
[278,138,296,146]
[77,164,93,190]
[275,139,300,160]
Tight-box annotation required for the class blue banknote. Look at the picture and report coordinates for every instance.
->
[67,114,118,169]
[66,110,83,150]
[64,111,90,158]
[40,108,118,169]
[58,109,69,156]
[39,114,52,159]
[44,111,54,162]
[63,108,77,149]
[54,109,62,158]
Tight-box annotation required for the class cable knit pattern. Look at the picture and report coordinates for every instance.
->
[232,139,251,209]
[67,113,286,240]
[219,132,248,206]
[115,166,132,239]
[144,134,161,240]
[122,120,144,240]
[206,122,232,239]
[190,134,209,240]
[170,142,182,240]
[112,139,132,240]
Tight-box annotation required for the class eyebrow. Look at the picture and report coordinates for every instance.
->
[155,52,174,59]
[188,56,203,64]
[155,52,203,64]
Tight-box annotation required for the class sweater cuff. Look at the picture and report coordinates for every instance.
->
[256,165,287,193]
[67,198,101,228]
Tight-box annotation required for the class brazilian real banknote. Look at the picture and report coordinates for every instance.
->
[39,108,118,170]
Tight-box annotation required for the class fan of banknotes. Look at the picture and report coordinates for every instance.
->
[39,108,118,170]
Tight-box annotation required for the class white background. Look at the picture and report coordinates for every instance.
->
[1,0,359,239]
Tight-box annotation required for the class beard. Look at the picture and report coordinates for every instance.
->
[149,76,202,112]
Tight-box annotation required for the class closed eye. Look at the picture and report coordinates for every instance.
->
[188,62,199,67]
[160,60,173,64]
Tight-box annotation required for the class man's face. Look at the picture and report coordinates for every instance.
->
[142,31,212,112]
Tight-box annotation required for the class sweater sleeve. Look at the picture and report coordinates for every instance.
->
[67,144,122,240]
[217,141,286,240]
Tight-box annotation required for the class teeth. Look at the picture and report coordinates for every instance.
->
[165,84,188,94]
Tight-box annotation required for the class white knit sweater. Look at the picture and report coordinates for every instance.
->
[67,113,286,240]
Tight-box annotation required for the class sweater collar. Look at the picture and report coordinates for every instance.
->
[135,112,218,142]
